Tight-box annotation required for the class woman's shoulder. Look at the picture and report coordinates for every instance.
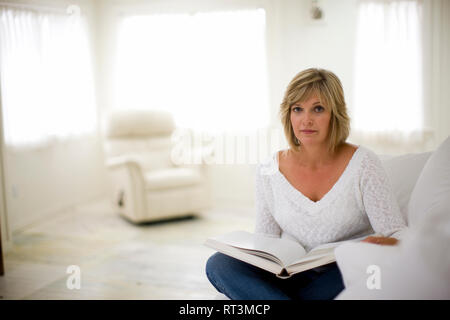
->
[257,150,283,176]
[354,144,383,162]
[341,142,376,160]
[349,144,387,175]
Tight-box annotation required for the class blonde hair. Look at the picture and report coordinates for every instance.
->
[279,68,350,155]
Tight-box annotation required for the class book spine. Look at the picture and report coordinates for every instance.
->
[276,268,291,279]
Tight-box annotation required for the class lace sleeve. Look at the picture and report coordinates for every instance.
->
[360,150,407,239]
[254,163,282,237]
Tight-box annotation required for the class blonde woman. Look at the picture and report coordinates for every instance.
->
[206,68,406,300]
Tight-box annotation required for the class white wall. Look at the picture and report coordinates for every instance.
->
[4,137,109,232]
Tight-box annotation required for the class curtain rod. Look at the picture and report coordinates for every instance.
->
[0,2,80,14]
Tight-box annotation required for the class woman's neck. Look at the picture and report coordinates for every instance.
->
[291,144,339,169]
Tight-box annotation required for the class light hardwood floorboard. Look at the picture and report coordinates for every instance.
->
[0,199,254,300]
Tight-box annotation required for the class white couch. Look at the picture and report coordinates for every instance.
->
[335,136,450,299]
[103,109,211,223]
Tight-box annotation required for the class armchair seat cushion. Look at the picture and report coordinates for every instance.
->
[144,167,203,191]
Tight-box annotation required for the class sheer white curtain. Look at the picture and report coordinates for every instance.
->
[0,5,97,149]
[113,9,270,134]
[350,0,430,152]
[422,0,450,148]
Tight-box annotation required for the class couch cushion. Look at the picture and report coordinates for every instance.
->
[407,136,450,226]
[144,167,202,190]
[380,152,432,224]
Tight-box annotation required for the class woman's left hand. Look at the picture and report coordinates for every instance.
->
[361,236,399,246]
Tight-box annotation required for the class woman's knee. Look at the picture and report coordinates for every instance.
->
[205,252,291,300]
[206,252,252,286]
[205,252,236,294]
[206,252,232,279]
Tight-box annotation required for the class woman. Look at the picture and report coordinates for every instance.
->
[205,68,407,300]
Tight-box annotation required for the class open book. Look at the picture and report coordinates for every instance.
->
[204,230,367,279]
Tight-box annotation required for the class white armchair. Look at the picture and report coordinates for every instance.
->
[103,109,211,223]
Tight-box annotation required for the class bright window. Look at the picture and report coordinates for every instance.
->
[113,9,270,134]
[0,6,97,148]
[353,1,423,134]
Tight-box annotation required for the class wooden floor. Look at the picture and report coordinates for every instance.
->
[0,199,254,299]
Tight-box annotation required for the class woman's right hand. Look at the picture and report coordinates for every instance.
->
[361,236,399,246]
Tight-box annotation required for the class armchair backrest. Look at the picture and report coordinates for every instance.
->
[103,109,176,171]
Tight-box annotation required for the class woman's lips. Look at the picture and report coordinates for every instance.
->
[301,130,317,134]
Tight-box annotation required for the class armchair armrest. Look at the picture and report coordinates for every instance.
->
[106,155,143,170]
[105,155,147,222]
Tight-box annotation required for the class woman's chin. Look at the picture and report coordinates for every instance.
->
[299,137,326,146]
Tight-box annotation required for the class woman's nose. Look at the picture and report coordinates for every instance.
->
[302,114,313,125]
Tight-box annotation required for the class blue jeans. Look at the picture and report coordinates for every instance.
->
[205,252,344,300]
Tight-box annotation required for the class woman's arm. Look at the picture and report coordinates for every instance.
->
[254,164,282,236]
[360,151,407,245]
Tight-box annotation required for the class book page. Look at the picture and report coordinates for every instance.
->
[288,235,371,266]
[204,239,284,275]
[310,234,370,252]
[208,231,307,267]
[289,246,335,265]
[286,255,337,277]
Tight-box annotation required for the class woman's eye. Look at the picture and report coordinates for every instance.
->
[292,106,302,112]
[314,106,324,112]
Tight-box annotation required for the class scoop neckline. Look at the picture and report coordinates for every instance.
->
[273,145,363,210]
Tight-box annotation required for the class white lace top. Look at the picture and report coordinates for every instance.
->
[254,145,407,251]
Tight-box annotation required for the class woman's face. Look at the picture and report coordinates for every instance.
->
[290,94,331,148]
